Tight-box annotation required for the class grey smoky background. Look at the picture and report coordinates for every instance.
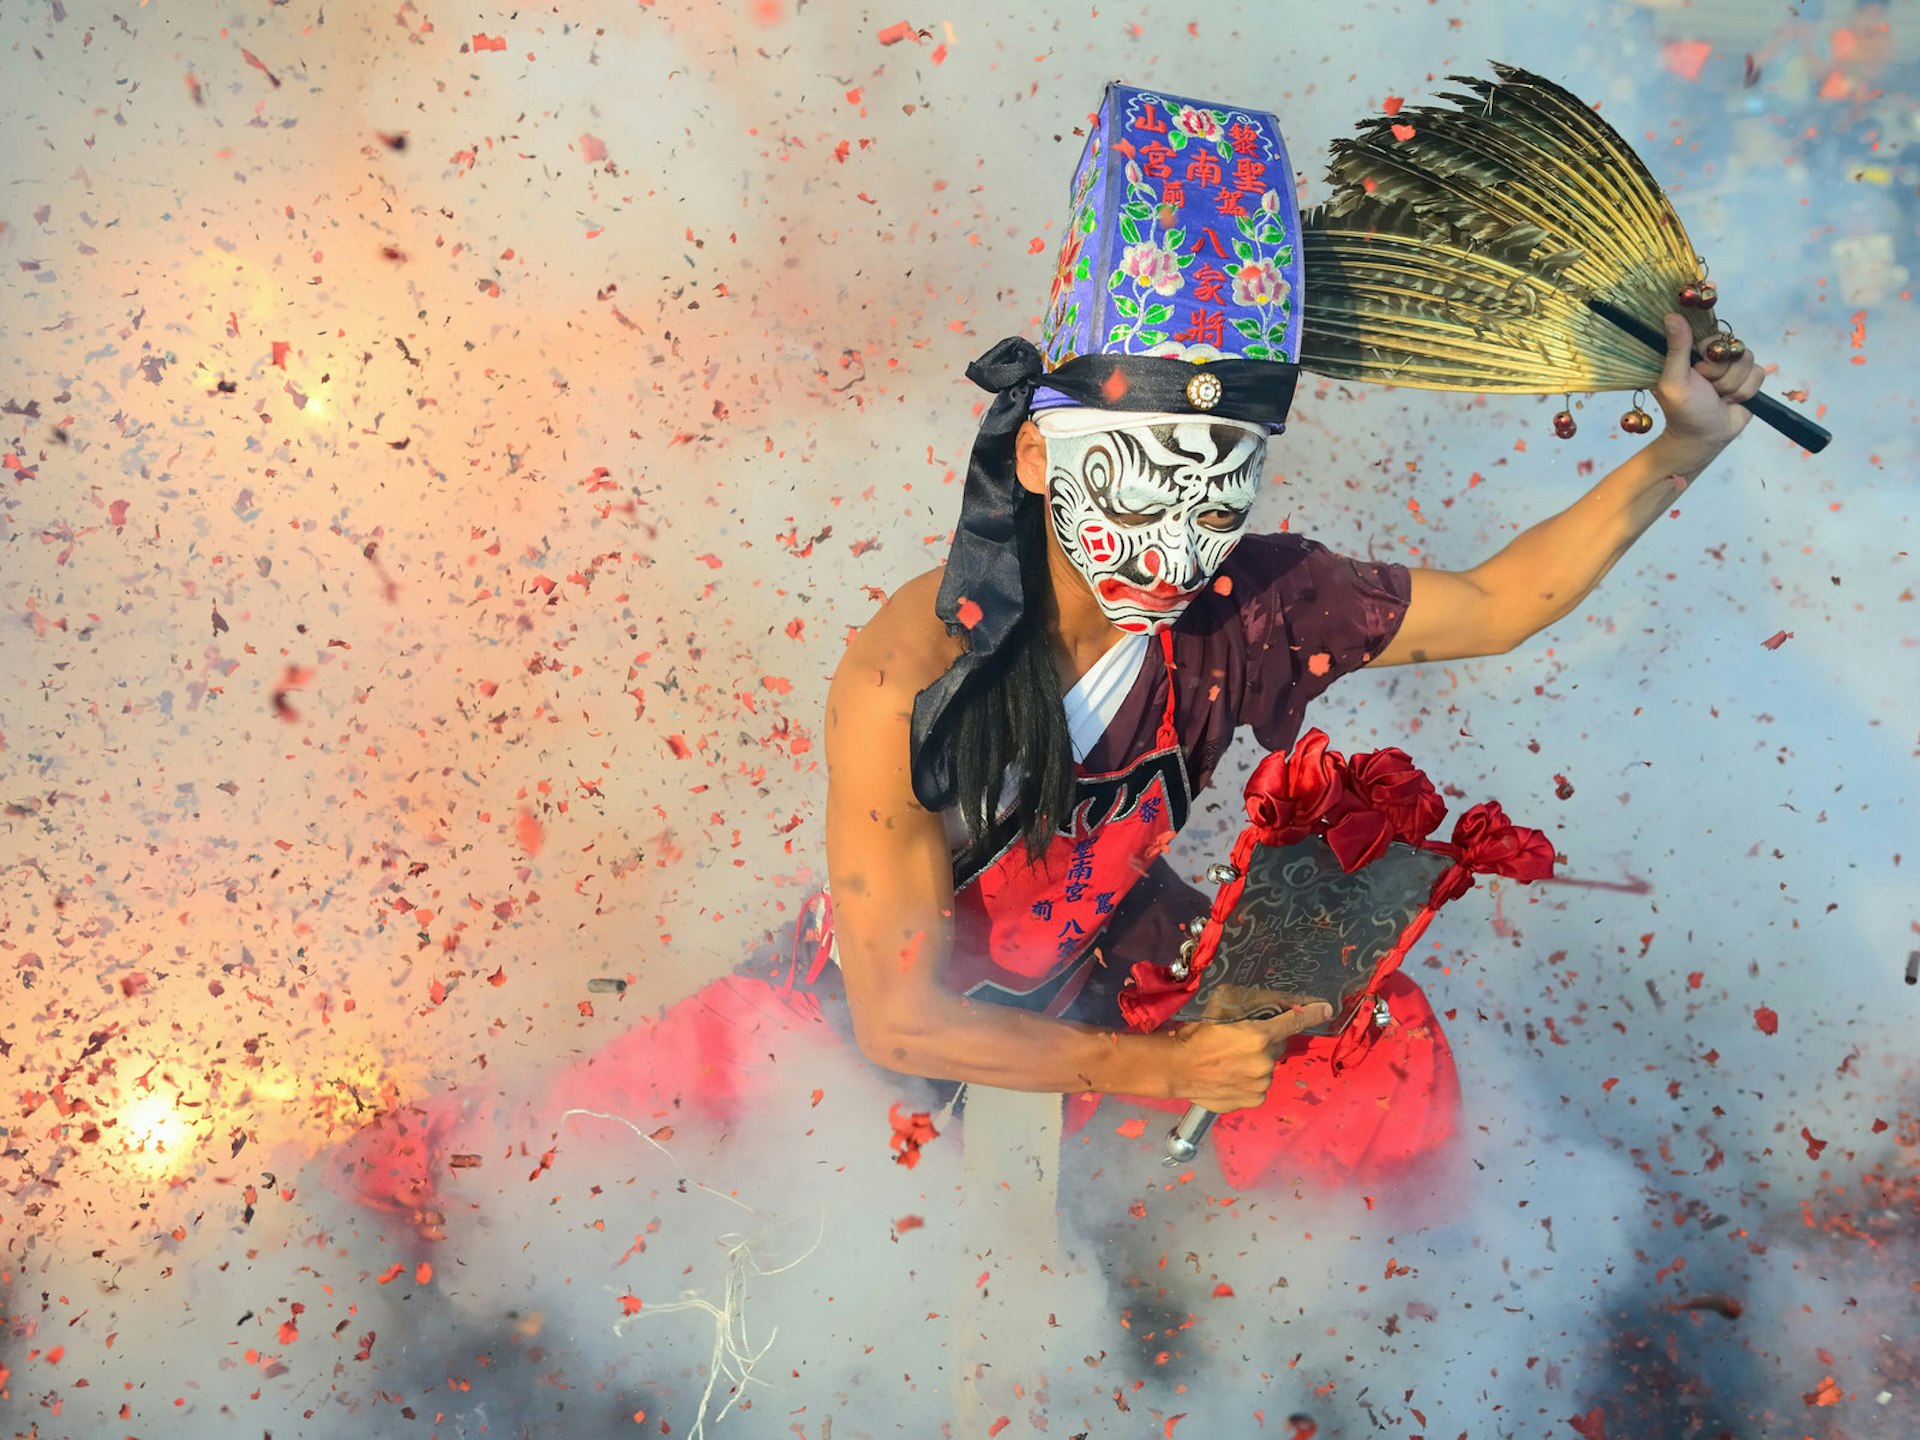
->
[2,1,1914,1436]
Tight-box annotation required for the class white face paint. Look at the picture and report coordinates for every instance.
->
[1043,420,1265,634]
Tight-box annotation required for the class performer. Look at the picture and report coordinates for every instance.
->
[338,82,1768,1232]
[823,82,1763,1185]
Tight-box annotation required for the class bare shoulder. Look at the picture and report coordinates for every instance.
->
[826,566,959,838]
[827,566,960,733]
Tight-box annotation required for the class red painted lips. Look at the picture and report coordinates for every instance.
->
[1096,576,1197,611]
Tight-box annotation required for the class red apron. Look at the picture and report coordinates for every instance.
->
[943,632,1190,1018]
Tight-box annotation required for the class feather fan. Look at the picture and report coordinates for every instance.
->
[1299,64,1828,451]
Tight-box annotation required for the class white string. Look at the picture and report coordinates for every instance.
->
[560,1107,827,1436]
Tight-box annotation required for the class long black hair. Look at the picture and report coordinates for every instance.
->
[943,491,1077,862]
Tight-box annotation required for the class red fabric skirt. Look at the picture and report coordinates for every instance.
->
[330,965,1459,1222]
[1064,968,1461,1190]
[330,973,836,1226]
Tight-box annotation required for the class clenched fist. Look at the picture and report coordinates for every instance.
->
[1165,1004,1335,1113]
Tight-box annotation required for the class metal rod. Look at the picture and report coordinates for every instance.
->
[1164,1105,1214,1166]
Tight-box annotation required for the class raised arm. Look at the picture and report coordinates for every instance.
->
[824,590,1325,1111]
[1371,314,1765,667]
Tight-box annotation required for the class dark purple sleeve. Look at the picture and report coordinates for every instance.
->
[1224,533,1411,754]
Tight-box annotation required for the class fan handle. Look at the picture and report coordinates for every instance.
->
[1586,299,1831,454]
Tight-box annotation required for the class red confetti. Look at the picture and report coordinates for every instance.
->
[1801,1126,1828,1160]
[894,1214,925,1234]
[1804,1375,1842,1407]
[666,734,692,759]
[240,48,281,87]
[1212,573,1233,596]
[876,21,917,45]
[887,1102,939,1168]
[987,1419,1010,1437]
[271,341,291,369]
[1390,122,1416,142]
[108,499,129,527]
[1662,39,1713,81]
[1567,1407,1608,1440]
[472,33,507,51]
[515,809,544,856]
[1760,630,1793,650]
[956,597,984,629]
[1210,1283,1234,1297]
[1753,1005,1779,1035]
[618,1293,643,1315]
[1382,94,1404,115]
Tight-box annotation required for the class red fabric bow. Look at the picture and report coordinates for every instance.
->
[1120,965,1198,1032]
[1429,801,1556,905]
[1244,729,1348,845]
[1325,746,1446,872]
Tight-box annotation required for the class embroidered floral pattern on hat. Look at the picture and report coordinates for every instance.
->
[1041,85,1304,372]
[1044,136,1104,363]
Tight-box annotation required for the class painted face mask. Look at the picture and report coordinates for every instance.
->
[1042,419,1266,634]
